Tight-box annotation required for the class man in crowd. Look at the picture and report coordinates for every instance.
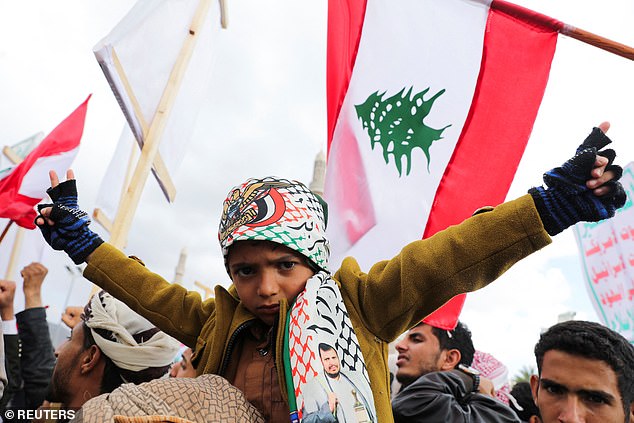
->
[48,289,180,410]
[509,381,541,423]
[392,320,520,422]
[530,320,634,423]
[0,263,55,411]
[170,347,197,378]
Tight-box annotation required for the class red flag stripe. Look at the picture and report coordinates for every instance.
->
[0,96,90,228]
[422,5,559,238]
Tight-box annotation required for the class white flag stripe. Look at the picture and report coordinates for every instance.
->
[326,0,490,270]
[18,147,80,199]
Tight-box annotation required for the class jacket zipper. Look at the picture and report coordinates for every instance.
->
[219,320,254,375]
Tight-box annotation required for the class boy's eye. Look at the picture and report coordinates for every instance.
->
[279,261,297,271]
[235,267,254,277]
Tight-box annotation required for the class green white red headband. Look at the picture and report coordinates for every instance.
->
[218,176,330,272]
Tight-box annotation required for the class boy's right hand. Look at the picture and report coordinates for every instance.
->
[35,170,104,264]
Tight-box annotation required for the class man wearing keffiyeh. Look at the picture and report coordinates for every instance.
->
[48,290,179,410]
[35,124,627,422]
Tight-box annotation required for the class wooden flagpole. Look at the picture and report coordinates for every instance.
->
[2,146,25,280]
[4,227,24,280]
[561,25,634,61]
[108,0,212,249]
[491,1,634,62]
[0,220,13,245]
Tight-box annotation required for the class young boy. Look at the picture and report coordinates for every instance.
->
[35,125,625,422]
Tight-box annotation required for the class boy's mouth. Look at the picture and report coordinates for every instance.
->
[257,304,280,315]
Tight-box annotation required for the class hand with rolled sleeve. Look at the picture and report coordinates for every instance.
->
[34,169,103,264]
[529,122,626,236]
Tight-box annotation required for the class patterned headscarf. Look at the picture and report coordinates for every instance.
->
[218,176,330,272]
[83,290,180,372]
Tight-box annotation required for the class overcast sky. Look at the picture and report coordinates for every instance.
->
[0,0,632,378]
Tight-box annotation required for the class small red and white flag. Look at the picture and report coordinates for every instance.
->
[0,96,90,229]
[324,0,562,324]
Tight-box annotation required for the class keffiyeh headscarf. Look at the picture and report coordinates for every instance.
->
[218,177,377,423]
[83,290,180,373]
[218,176,329,272]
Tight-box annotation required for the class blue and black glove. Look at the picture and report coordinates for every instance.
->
[529,127,626,236]
[35,179,103,264]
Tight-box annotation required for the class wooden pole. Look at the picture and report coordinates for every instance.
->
[108,0,212,249]
[111,48,177,202]
[561,25,634,61]
[490,1,634,62]
[0,220,13,245]
[5,227,24,280]
[2,146,25,280]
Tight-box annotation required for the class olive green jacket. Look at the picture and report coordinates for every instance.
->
[84,194,550,423]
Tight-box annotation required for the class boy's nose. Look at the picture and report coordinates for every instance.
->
[257,270,279,297]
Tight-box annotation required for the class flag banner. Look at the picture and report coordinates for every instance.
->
[324,0,561,325]
[0,132,45,180]
[574,162,634,342]
[0,97,90,229]
[93,125,137,232]
[93,0,222,202]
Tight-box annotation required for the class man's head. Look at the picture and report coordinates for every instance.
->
[219,177,329,325]
[509,381,541,423]
[394,321,474,388]
[169,347,197,378]
[530,320,634,423]
[49,291,180,408]
[319,343,341,379]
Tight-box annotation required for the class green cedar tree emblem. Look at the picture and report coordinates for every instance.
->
[355,87,451,176]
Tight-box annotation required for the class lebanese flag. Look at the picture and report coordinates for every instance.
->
[0,96,90,229]
[324,0,562,325]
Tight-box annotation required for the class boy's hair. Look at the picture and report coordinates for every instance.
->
[218,176,330,272]
[509,381,540,422]
[429,321,475,367]
[534,320,634,415]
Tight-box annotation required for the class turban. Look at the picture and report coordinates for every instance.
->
[83,290,180,372]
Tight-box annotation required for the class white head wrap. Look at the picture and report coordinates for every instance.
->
[83,291,180,372]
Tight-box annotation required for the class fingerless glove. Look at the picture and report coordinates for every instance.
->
[36,180,103,264]
[529,127,626,236]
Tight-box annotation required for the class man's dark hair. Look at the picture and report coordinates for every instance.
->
[430,321,475,367]
[509,381,540,422]
[318,343,336,354]
[534,320,634,417]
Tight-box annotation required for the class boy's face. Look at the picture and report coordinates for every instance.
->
[227,240,315,326]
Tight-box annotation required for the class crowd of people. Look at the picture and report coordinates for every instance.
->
[0,124,631,422]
